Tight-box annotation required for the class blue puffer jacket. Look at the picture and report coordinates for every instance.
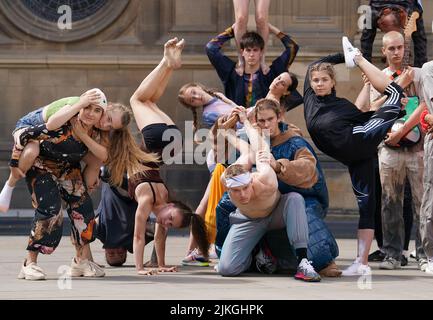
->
[215,133,339,271]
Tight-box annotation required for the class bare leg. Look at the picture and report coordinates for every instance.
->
[27,250,38,264]
[255,0,270,74]
[130,38,185,129]
[78,243,93,262]
[355,55,392,94]
[233,0,249,75]
[9,141,39,187]
[130,38,184,104]
[0,141,39,212]
[358,229,374,265]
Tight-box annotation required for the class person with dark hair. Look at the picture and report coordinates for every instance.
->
[206,22,302,110]
[178,71,300,136]
[178,70,301,264]
[360,0,427,68]
[301,37,410,276]
[129,37,210,275]
[232,0,271,75]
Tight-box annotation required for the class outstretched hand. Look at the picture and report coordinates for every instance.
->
[79,90,101,108]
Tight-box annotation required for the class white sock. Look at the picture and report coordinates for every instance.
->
[0,181,15,212]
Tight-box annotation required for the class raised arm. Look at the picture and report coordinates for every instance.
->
[46,91,100,131]
[304,53,345,94]
[268,23,299,72]
[355,74,373,112]
[233,107,277,189]
[205,26,237,82]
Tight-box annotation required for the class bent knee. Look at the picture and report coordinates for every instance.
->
[235,15,248,29]
[22,141,40,158]
[255,14,268,29]
[218,261,242,277]
[286,192,304,204]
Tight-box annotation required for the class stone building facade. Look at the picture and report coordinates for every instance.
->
[0,0,432,212]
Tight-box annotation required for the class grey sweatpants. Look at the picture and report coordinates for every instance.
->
[218,192,308,277]
[420,60,433,259]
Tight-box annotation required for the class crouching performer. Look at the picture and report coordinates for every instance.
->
[217,108,321,282]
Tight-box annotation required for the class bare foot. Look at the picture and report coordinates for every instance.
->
[163,37,184,69]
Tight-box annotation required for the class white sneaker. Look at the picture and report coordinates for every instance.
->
[17,260,46,280]
[69,258,105,277]
[419,258,428,271]
[342,36,360,68]
[425,259,433,275]
[342,259,371,276]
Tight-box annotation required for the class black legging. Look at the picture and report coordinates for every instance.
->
[344,83,404,229]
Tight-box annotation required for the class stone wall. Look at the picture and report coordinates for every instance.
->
[0,0,432,212]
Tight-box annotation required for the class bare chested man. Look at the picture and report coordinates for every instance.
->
[216,106,321,282]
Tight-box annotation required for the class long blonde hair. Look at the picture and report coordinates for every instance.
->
[105,104,159,186]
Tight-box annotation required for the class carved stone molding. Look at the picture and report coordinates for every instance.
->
[0,0,129,42]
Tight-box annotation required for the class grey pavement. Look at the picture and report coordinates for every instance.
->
[1,236,433,300]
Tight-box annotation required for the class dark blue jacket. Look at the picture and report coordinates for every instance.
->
[206,26,303,110]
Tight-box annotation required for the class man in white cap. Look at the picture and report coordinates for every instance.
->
[216,106,321,282]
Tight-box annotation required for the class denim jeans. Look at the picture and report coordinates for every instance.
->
[14,107,44,133]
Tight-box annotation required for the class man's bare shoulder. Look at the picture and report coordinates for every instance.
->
[250,172,278,196]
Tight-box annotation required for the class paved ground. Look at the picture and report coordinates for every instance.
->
[1,235,433,300]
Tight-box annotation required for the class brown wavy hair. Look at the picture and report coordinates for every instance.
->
[174,200,210,259]
[105,103,160,186]
[178,83,222,134]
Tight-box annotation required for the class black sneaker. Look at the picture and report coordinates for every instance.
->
[401,255,408,267]
[368,250,386,262]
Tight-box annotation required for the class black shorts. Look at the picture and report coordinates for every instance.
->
[141,123,181,157]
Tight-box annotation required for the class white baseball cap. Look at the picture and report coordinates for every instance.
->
[86,88,108,109]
